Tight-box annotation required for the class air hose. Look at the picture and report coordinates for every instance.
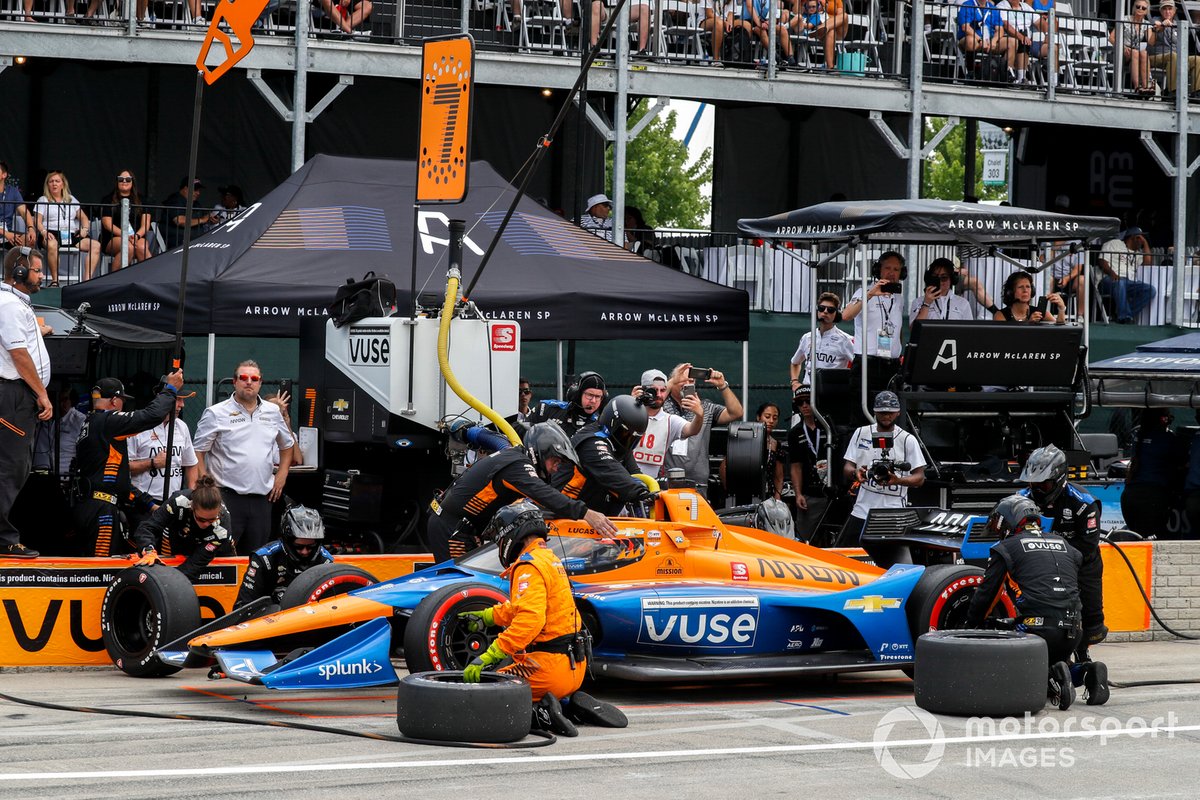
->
[0,691,555,749]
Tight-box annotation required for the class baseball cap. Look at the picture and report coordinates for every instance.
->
[155,380,196,399]
[1161,0,1176,8]
[92,377,134,401]
[873,390,901,412]
[586,193,613,209]
[640,368,667,385]
[1123,226,1145,239]
[179,176,204,189]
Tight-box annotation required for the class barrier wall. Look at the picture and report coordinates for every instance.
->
[0,555,429,667]
[0,543,1160,667]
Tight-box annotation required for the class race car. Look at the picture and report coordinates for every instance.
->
[138,490,1007,689]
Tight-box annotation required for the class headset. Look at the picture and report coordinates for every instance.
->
[4,246,41,285]
[816,292,843,323]
[870,250,907,281]
[1002,270,1035,307]
[923,258,959,289]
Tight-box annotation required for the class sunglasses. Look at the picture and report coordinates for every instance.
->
[816,305,838,313]
[293,544,316,553]
[797,398,812,405]
[519,388,533,394]
[116,176,134,183]
[237,374,262,383]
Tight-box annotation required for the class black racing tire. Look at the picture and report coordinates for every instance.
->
[914,630,1048,717]
[906,563,1008,637]
[101,565,202,678]
[396,671,532,743]
[279,563,377,608]
[402,582,509,673]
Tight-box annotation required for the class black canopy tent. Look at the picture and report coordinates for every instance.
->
[63,155,749,342]
[1090,332,1200,408]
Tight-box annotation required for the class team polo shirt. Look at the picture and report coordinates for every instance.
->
[193,396,294,496]
[790,326,855,386]
[0,283,51,383]
[129,418,199,498]
[848,288,904,359]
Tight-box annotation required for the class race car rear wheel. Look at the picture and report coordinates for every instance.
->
[101,565,201,678]
[403,582,509,673]
[279,563,377,608]
[396,671,532,743]
[914,630,1048,716]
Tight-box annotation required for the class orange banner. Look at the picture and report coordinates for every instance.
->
[0,555,429,667]
[416,35,474,204]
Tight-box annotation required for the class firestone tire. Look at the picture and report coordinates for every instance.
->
[906,564,990,635]
[402,582,509,673]
[914,630,1048,717]
[397,671,532,743]
[101,565,202,678]
[279,563,377,608]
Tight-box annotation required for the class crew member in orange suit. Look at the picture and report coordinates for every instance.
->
[459,500,627,736]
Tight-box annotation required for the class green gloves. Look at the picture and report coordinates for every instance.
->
[463,641,507,683]
[457,607,495,633]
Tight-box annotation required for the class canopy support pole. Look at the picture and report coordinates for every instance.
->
[906,0,925,200]
[246,68,354,173]
[206,333,215,406]
[1140,122,1193,328]
[741,340,749,421]
[613,8,631,251]
[556,341,564,398]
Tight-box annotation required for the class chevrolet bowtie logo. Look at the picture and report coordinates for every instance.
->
[333,399,349,411]
[843,595,903,613]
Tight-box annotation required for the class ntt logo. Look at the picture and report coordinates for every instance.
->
[872,706,946,779]
[317,659,384,680]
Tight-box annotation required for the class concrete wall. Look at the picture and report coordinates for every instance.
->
[1110,541,1200,643]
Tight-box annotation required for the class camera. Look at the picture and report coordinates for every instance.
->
[868,430,911,484]
[924,276,941,291]
[636,385,657,406]
[688,367,712,381]
[880,282,903,295]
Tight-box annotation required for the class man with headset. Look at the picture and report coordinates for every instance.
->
[841,250,906,408]
[0,246,52,558]
[789,291,854,391]
[526,371,608,438]
[910,257,974,322]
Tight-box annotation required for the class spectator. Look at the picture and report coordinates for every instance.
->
[999,0,1037,84]
[267,389,303,468]
[128,381,199,502]
[911,258,975,322]
[100,169,153,274]
[33,389,86,477]
[1112,0,1157,95]
[589,0,651,55]
[838,390,926,547]
[701,0,729,64]
[580,194,615,242]
[1122,408,1184,537]
[791,0,848,71]
[0,246,53,559]
[748,0,796,66]
[317,0,373,33]
[193,360,294,553]
[73,374,183,556]
[786,387,830,542]
[517,377,532,423]
[662,361,744,496]
[624,205,652,253]
[789,291,854,390]
[32,171,100,287]
[1097,227,1156,323]
[211,185,247,227]
[957,0,1003,75]
[1043,232,1087,307]
[166,177,216,250]
[994,269,1066,323]
[631,368,702,479]
[0,161,34,251]
[1149,0,1200,97]
[527,370,607,437]
[956,244,1007,318]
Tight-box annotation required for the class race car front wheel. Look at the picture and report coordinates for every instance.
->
[101,566,201,678]
[279,562,377,608]
[403,582,509,673]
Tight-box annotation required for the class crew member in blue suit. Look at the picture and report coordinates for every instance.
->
[234,505,333,609]
[526,371,607,438]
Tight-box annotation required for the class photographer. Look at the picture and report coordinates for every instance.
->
[910,258,974,322]
[841,251,906,410]
[630,368,702,480]
[662,362,743,497]
[838,391,926,546]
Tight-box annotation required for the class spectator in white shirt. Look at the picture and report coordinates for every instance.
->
[631,368,702,479]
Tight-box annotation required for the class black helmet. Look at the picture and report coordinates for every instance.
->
[987,494,1043,539]
[525,422,580,479]
[1019,444,1068,505]
[281,505,325,564]
[483,499,549,568]
[599,394,649,454]
[566,371,607,408]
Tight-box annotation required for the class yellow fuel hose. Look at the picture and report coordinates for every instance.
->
[439,269,522,446]
[632,473,661,493]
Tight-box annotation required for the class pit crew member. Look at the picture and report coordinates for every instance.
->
[526,370,607,438]
[128,474,232,582]
[234,505,333,609]
[559,395,656,515]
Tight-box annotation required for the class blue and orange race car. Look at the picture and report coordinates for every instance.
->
[155,490,1002,690]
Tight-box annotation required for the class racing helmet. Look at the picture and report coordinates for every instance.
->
[281,505,325,564]
[598,394,649,454]
[1019,444,1068,505]
[986,495,1043,539]
[524,422,580,479]
[483,499,549,568]
[872,390,901,413]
